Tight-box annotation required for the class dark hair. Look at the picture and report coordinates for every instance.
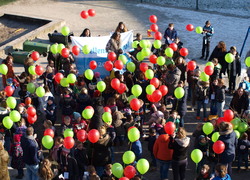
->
[205,20,211,25]
[241,132,248,140]
[80,28,91,37]
[215,163,227,177]
[149,127,156,134]
[111,32,121,40]
[167,64,176,71]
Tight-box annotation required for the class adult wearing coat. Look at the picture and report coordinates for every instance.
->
[165,64,181,97]
[230,87,249,116]
[88,97,104,130]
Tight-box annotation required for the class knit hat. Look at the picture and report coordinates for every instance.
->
[73,112,81,120]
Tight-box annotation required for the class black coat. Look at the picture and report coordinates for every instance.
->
[230,92,249,115]
[215,85,226,102]
[209,46,227,73]
[227,52,241,77]
[88,104,104,130]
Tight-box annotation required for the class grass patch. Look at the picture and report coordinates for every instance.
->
[0,0,16,6]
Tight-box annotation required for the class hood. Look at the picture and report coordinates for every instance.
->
[175,137,190,147]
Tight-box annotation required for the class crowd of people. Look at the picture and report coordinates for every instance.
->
[0,20,250,180]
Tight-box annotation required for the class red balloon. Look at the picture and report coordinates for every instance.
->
[117,83,126,94]
[103,107,111,113]
[187,60,197,71]
[152,90,162,102]
[216,117,225,126]
[88,9,96,17]
[150,24,158,32]
[130,98,141,111]
[169,43,178,51]
[104,61,113,71]
[4,86,14,97]
[149,54,157,64]
[85,106,94,114]
[213,140,225,154]
[31,51,39,61]
[64,136,75,149]
[72,45,80,56]
[25,97,32,105]
[80,10,89,19]
[186,24,194,31]
[54,73,64,84]
[159,85,168,96]
[147,94,155,102]
[111,78,120,90]
[27,106,36,116]
[77,130,88,142]
[128,126,136,131]
[108,52,117,61]
[114,60,124,70]
[89,60,97,70]
[27,114,37,124]
[154,31,162,40]
[204,65,214,75]
[88,129,100,143]
[35,65,44,76]
[179,48,189,56]
[44,129,54,138]
[119,177,129,180]
[124,165,136,179]
[149,15,157,23]
[224,109,234,122]
[139,62,148,72]
[164,121,176,135]
[150,77,160,88]
[61,48,70,58]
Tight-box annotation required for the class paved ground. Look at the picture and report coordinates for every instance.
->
[1,0,250,179]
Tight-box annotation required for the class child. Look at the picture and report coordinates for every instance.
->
[10,134,25,179]
[61,116,73,135]
[44,96,57,125]
[196,135,209,172]
[212,163,231,180]
[72,112,87,134]
[145,127,157,169]
[43,120,56,133]
[131,139,142,162]
[166,110,180,132]
[237,132,250,172]
[210,58,221,82]
[195,164,213,180]
[196,81,210,121]
[83,165,100,180]
[215,79,226,117]
[100,164,115,180]
[239,76,250,93]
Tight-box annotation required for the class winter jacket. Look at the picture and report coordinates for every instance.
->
[21,135,39,165]
[131,140,142,161]
[0,147,10,180]
[237,139,250,154]
[218,129,238,164]
[165,67,181,96]
[215,86,226,102]
[208,46,227,73]
[58,154,79,180]
[145,135,157,153]
[176,64,186,82]
[227,52,241,77]
[45,103,57,123]
[210,65,221,82]
[153,134,173,161]
[203,25,214,38]
[164,28,177,42]
[106,38,121,54]
[212,174,231,180]
[196,84,210,101]
[74,148,88,172]
[169,136,190,161]
[88,105,104,130]
[230,92,249,115]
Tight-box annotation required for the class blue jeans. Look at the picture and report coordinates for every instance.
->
[26,164,39,180]
[216,101,225,117]
[238,153,249,170]
[210,100,217,115]
[197,100,207,118]
[157,159,171,180]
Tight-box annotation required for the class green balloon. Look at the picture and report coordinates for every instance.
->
[36,87,45,97]
[200,72,209,82]
[165,47,174,58]
[50,43,58,54]
[136,158,150,174]
[127,62,136,72]
[191,149,203,163]
[231,118,241,130]
[174,87,185,99]
[234,130,240,139]
[60,78,69,87]
[0,64,8,75]
[57,43,65,54]
[64,129,74,138]
[157,56,165,66]
[145,69,154,80]
[111,163,123,178]
[42,135,54,149]
[202,122,214,135]
[82,109,94,119]
[238,122,248,133]
[28,65,36,75]
[10,110,21,122]
[128,127,140,142]
[82,45,91,54]
[132,41,139,48]
[132,84,142,97]
[225,53,234,63]
[146,84,156,95]
[84,69,94,80]
[128,95,136,103]
[141,48,151,57]
[165,59,175,66]
[206,62,214,68]
[245,57,250,67]
[97,81,106,92]
[102,112,112,123]
[123,151,135,164]
[139,40,148,48]
[67,73,76,84]
[146,40,152,48]
[3,116,13,129]
[195,26,203,34]
[27,82,36,93]
[211,132,220,142]
[153,40,162,49]
[6,96,17,109]
[136,52,144,61]
[61,26,70,36]
[118,55,128,65]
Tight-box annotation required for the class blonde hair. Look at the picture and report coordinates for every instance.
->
[40,159,53,180]
[0,140,4,150]
[177,127,187,139]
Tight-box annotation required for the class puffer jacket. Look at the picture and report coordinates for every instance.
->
[165,67,181,96]
[153,134,173,161]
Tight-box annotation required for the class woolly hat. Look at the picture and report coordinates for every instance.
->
[73,112,81,120]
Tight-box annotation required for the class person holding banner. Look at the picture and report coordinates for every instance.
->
[106,32,123,57]
[80,28,91,37]
[115,22,128,33]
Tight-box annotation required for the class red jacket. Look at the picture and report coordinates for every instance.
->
[153,134,173,161]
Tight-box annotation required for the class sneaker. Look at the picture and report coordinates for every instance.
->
[196,116,200,120]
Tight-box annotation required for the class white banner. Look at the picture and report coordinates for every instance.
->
[71,31,133,77]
